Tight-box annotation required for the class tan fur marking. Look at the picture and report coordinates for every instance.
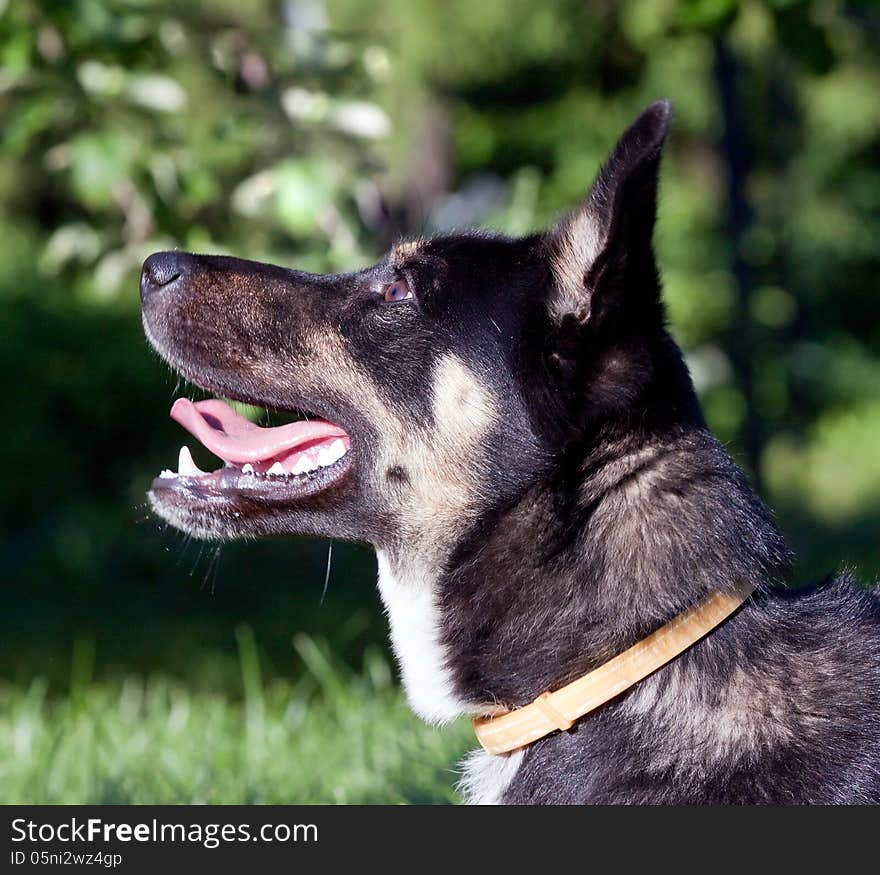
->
[550,207,604,321]
[390,239,425,264]
[417,353,497,531]
[272,331,497,561]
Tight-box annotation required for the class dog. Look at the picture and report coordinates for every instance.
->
[140,100,880,804]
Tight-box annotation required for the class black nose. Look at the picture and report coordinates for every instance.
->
[140,251,189,300]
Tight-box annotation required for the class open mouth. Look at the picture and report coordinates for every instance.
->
[151,397,354,503]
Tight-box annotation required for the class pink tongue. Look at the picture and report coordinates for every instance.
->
[170,398,348,464]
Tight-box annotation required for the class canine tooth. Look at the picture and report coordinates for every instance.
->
[241,463,254,474]
[267,461,287,476]
[178,445,206,477]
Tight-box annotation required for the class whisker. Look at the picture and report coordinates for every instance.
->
[320,542,333,605]
[189,541,206,577]
[202,544,223,593]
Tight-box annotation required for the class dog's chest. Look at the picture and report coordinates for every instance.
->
[375,550,525,803]
[458,749,524,804]
[375,550,467,724]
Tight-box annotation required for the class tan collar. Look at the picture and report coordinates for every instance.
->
[472,581,755,755]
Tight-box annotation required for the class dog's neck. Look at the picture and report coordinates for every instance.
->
[376,403,791,727]
[429,420,792,714]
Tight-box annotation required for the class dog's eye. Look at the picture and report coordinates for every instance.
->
[382,279,413,303]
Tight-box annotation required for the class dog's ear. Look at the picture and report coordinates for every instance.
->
[546,100,671,327]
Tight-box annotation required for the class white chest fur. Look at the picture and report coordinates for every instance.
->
[375,550,467,725]
[375,550,523,802]
[458,748,524,804]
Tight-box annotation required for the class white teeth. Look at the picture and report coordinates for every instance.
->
[160,439,347,482]
[177,445,206,477]
[159,433,348,483]
[291,455,315,475]
[317,439,347,467]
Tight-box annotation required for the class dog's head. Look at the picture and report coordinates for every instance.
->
[142,101,685,558]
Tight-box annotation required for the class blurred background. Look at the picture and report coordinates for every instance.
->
[1,0,879,802]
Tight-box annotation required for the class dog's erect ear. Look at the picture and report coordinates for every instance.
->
[547,100,671,325]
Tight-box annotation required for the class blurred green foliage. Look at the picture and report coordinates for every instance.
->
[1,630,472,803]
[1,0,879,699]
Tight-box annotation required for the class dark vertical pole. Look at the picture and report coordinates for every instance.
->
[714,37,763,491]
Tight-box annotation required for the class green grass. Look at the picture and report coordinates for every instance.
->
[0,630,472,804]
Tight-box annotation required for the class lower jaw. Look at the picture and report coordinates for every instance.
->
[149,452,355,532]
